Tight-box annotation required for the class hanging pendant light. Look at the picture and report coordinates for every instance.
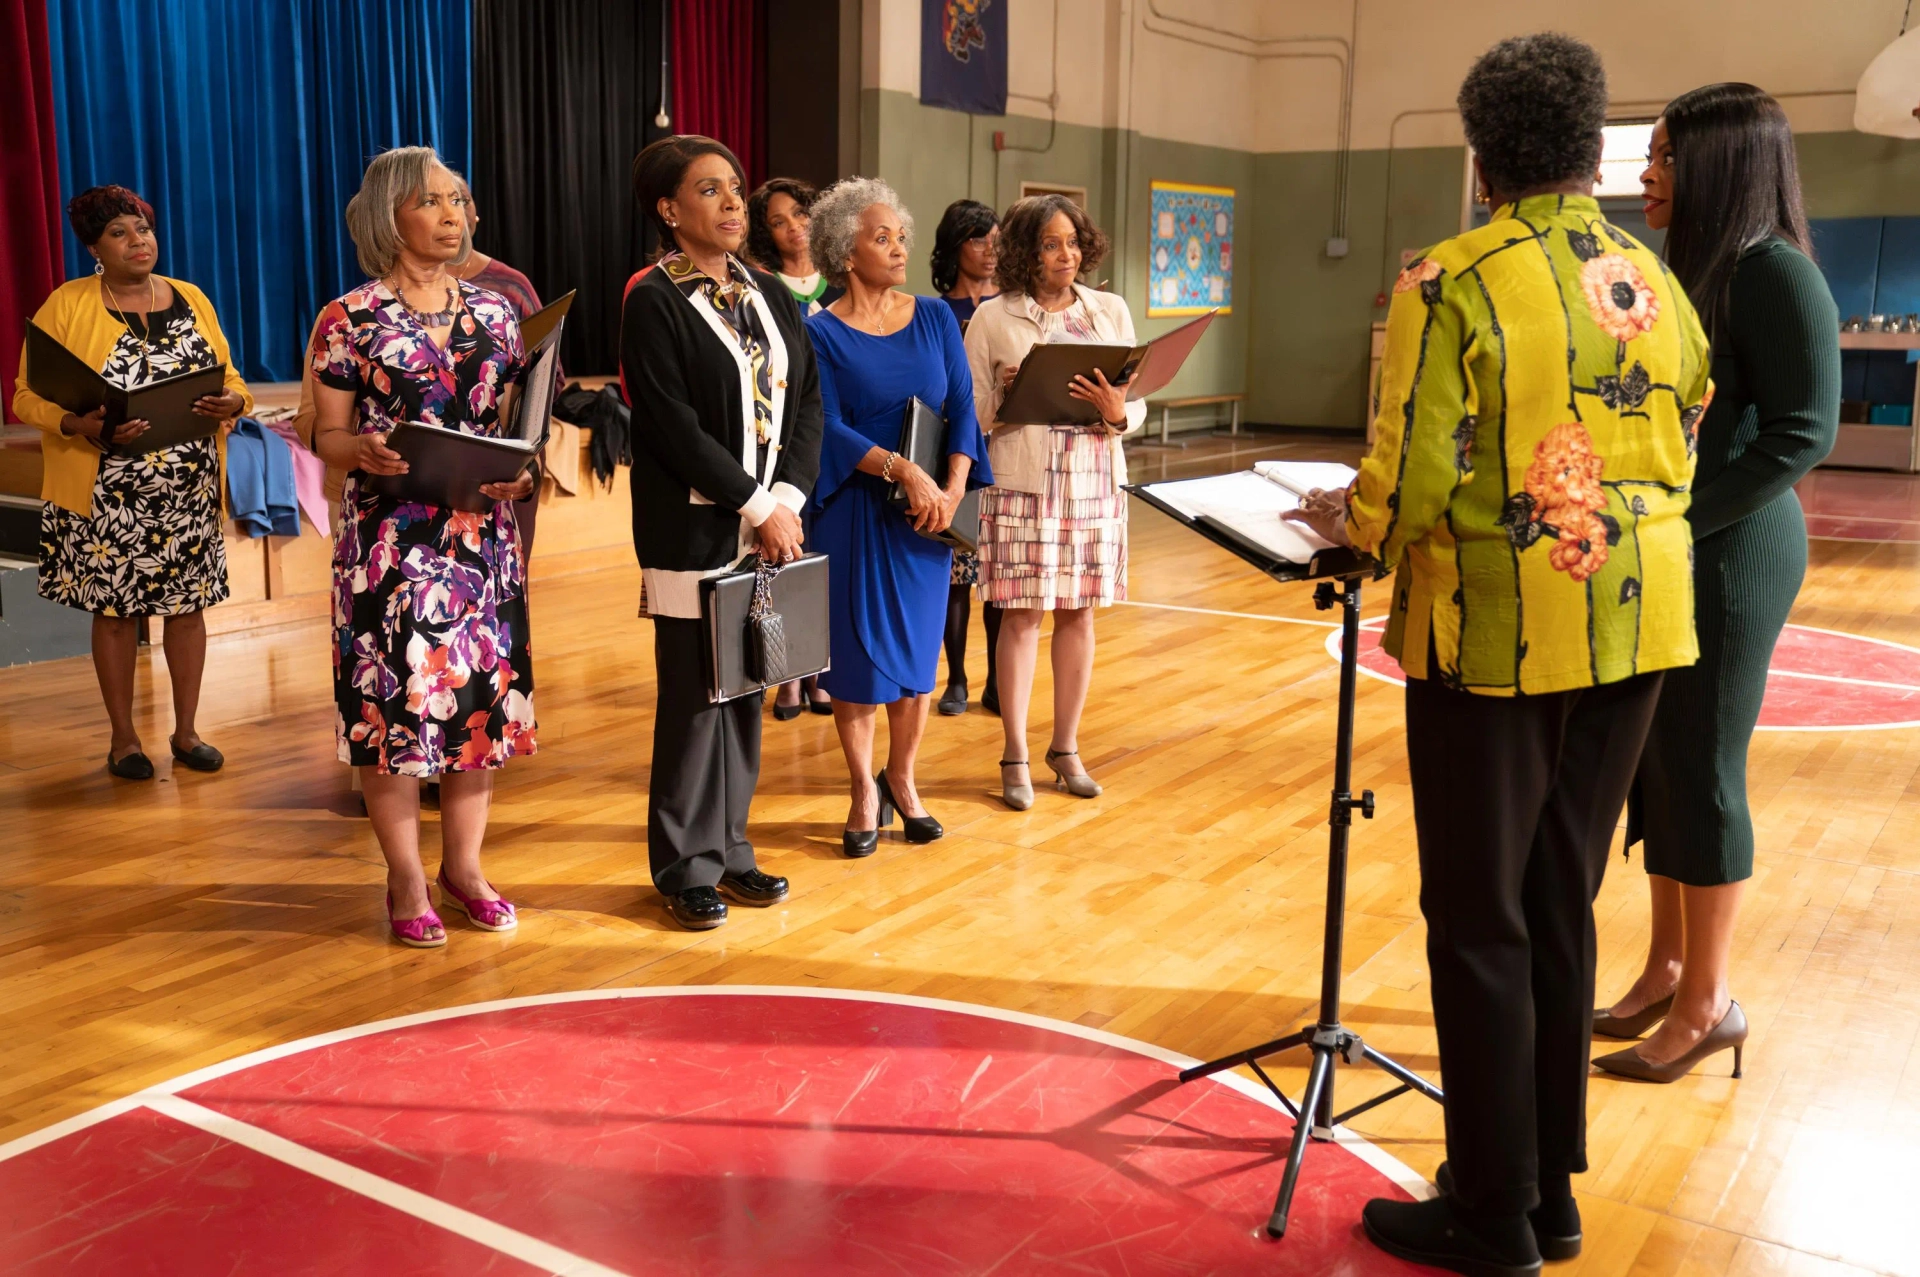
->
[1855,25,1920,137]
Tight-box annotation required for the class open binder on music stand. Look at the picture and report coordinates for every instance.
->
[1125,459,1445,1241]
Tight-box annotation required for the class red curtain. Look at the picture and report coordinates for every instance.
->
[671,0,767,187]
[0,0,63,423]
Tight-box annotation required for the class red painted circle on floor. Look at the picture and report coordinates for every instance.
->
[0,990,1430,1276]
[1331,621,1920,730]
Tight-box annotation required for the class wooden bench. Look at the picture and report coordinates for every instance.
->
[1141,393,1245,446]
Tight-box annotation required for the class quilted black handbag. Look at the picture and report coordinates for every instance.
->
[744,558,790,685]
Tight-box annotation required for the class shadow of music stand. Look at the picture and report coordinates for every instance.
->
[1126,481,1444,1240]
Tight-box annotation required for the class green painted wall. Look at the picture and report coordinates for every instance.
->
[1798,130,1920,218]
[1248,145,1463,430]
[858,88,1920,432]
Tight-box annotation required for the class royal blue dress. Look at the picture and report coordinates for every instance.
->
[808,298,991,704]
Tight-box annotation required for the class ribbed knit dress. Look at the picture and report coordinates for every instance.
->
[1632,238,1840,885]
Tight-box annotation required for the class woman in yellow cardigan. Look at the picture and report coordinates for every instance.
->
[11,186,252,779]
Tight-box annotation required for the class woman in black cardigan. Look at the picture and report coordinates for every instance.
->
[1595,85,1839,1081]
[621,135,824,931]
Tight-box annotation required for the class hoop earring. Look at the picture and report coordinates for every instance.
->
[93,258,104,275]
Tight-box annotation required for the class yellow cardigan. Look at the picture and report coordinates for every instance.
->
[12,275,254,515]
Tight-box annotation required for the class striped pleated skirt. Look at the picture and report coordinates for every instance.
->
[978,425,1127,610]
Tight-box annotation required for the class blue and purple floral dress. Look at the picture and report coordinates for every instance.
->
[311,280,537,777]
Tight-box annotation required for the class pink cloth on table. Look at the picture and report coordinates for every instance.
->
[262,418,330,535]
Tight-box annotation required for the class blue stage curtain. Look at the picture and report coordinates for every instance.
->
[48,0,472,382]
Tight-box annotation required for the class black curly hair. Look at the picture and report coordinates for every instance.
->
[67,184,154,246]
[746,177,819,272]
[928,199,999,295]
[1457,32,1608,198]
[993,195,1107,298]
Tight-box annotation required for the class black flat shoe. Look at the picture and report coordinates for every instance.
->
[875,769,942,843]
[1436,1163,1581,1262]
[717,868,789,906]
[106,749,155,780]
[937,681,968,716]
[772,700,804,721]
[170,739,224,772]
[843,829,878,858]
[665,886,728,930]
[1362,1196,1541,1277]
[979,685,1000,716]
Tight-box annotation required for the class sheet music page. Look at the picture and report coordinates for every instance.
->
[515,346,558,444]
[1141,470,1331,564]
[1252,460,1358,497]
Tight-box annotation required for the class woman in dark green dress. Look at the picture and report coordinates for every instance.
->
[1596,84,1839,1082]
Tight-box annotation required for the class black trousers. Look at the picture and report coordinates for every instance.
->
[1405,669,1664,1217]
[648,616,762,894]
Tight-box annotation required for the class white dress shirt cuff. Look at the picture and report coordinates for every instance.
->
[739,485,778,527]
[769,481,807,514]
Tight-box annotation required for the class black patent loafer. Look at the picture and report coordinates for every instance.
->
[1362,1196,1542,1277]
[665,886,728,930]
[170,739,225,772]
[937,681,968,716]
[1436,1163,1581,1262]
[717,868,789,906]
[107,749,155,780]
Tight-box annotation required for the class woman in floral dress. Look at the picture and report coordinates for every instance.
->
[311,147,535,948]
[12,185,252,780]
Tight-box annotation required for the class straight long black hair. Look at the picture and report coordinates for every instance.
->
[928,199,999,295]
[1661,83,1813,341]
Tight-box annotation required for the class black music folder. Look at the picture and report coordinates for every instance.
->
[24,320,226,456]
[889,396,981,553]
[362,291,574,514]
[996,309,1218,426]
[699,553,831,702]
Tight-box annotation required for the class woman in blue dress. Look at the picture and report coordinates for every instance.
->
[805,178,991,858]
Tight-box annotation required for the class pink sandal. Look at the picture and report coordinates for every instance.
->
[436,869,517,932]
[386,892,447,948]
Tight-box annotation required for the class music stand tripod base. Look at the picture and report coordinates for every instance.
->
[1175,574,1444,1240]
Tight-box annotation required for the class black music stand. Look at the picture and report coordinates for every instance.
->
[1127,482,1445,1240]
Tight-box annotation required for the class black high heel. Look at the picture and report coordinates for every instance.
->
[842,829,878,858]
[772,699,804,721]
[876,769,943,843]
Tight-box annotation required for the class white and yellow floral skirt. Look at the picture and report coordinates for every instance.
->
[38,438,230,617]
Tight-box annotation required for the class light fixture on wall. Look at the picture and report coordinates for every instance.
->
[1855,24,1920,137]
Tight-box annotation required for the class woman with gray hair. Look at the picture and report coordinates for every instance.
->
[805,177,991,857]
[309,146,537,949]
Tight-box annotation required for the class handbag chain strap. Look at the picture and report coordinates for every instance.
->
[748,558,782,620]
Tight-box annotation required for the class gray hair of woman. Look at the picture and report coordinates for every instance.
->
[807,176,914,289]
[343,145,472,279]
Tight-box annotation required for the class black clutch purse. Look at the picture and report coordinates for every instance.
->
[698,552,830,702]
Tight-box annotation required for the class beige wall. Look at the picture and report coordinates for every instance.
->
[857,1,1920,428]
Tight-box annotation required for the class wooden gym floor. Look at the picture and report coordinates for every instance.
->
[2,434,1917,1275]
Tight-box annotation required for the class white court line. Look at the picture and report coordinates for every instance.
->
[145,1096,630,1277]
[1121,599,1341,629]
[0,986,1437,1210]
[1767,668,1920,694]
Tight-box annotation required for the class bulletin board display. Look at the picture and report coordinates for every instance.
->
[1149,181,1234,317]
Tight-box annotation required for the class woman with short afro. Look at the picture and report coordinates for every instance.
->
[1282,33,1712,1275]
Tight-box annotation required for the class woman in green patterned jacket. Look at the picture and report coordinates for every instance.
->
[1287,34,1711,1277]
